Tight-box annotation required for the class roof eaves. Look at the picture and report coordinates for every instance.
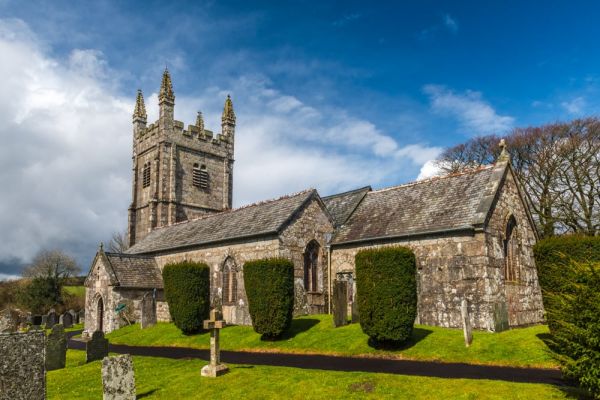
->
[332,225,475,247]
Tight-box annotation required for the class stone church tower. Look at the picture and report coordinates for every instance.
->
[127,69,236,246]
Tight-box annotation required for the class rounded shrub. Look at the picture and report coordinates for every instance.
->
[162,261,210,334]
[355,246,417,345]
[243,258,294,339]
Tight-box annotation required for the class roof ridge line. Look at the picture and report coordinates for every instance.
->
[371,165,494,194]
[322,185,372,199]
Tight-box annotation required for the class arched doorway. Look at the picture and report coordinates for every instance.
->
[96,296,104,332]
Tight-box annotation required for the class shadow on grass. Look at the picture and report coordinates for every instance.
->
[137,389,158,399]
[260,318,321,341]
[367,327,433,351]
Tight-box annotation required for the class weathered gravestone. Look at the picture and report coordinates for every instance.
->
[351,300,359,324]
[0,309,18,333]
[140,293,157,329]
[59,312,73,328]
[41,315,48,327]
[87,331,109,363]
[46,324,67,370]
[79,310,85,324]
[201,309,228,377]
[0,331,46,399]
[46,310,58,329]
[461,299,473,347]
[69,309,79,324]
[102,354,136,400]
[332,281,348,327]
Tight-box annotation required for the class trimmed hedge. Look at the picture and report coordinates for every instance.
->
[243,258,294,339]
[162,261,210,334]
[355,246,417,345]
[534,236,600,398]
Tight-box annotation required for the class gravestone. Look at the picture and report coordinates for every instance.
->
[46,310,58,329]
[460,299,473,347]
[140,293,157,329]
[59,312,73,328]
[201,309,228,377]
[332,281,348,327]
[492,302,509,332]
[79,310,85,324]
[46,324,67,370]
[0,309,18,332]
[351,300,359,324]
[0,331,46,399]
[87,331,109,363]
[41,315,48,326]
[69,309,79,324]
[102,354,136,400]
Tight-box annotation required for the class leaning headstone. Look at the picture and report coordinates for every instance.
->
[60,312,73,328]
[332,281,348,327]
[0,309,18,332]
[46,310,58,329]
[46,324,67,370]
[87,331,109,363]
[102,354,136,400]
[0,330,46,399]
[201,309,228,377]
[461,299,473,347]
[140,294,157,329]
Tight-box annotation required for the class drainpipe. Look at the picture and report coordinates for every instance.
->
[324,232,333,315]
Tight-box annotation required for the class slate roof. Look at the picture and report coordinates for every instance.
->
[127,189,317,254]
[333,165,502,245]
[322,186,371,227]
[104,252,163,288]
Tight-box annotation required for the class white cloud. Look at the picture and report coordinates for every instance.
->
[444,14,458,33]
[423,84,514,135]
[0,18,441,274]
[561,96,586,115]
[416,159,443,180]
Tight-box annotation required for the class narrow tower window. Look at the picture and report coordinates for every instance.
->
[193,163,209,188]
[503,216,519,282]
[222,257,237,305]
[142,162,151,188]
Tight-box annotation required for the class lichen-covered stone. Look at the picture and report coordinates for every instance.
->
[46,324,66,371]
[101,354,136,400]
[0,331,45,399]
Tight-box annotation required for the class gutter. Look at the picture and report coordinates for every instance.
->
[331,225,476,247]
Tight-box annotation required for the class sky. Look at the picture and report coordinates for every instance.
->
[1,0,600,279]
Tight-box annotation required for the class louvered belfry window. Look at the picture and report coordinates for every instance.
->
[222,257,237,305]
[193,163,209,188]
[142,162,151,188]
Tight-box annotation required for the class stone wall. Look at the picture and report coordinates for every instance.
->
[484,169,545,327]
[154,237,280,326]
[278,197,335,315]
[0,331,45,399]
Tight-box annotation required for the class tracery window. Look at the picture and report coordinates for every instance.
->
[142,162,151,188]
[503,215,519,282]
[304,240,320,292]
[193,163,209,188]
[222,257,237,305]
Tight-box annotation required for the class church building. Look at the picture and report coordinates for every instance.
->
[84,70,545,335]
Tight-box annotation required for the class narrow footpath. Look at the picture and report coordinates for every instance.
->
[67,331,564,386]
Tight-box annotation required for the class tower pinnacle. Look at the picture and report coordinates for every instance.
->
[196,111,205,132]
[498,139,510,163]
[159,68,175,104]
[133,89,147,121]
[221,95,236,124]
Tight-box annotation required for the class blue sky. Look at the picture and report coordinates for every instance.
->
[1,0,599,277]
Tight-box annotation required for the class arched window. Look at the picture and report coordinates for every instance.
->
[304,241,320,292]
[142,162,151,188]
[222,257,237,305]
[503,215,519,282]
[193,163,209,189]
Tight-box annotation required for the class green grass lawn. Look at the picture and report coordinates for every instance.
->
[47,350,574,400]
[62,285,85,297]
[107,314,558,369]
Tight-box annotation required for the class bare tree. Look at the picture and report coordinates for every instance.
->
[22,249,80,282]
[435,118,600,237]
[107,230,129,253]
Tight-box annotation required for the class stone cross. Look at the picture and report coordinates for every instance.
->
[200,309,229,377]
[461,299,473,347]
